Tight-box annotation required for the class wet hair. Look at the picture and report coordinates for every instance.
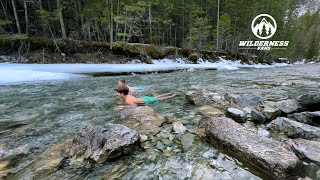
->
[115,85,129,95]
[119,79,126,84]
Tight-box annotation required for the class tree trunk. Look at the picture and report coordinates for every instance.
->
[11,0,21,34]
[23,0,29,35]
[148,4,152,44]
[57,0,67,39]
[115,0,120,41]
[38,0,42,9]
[110,0,113,50]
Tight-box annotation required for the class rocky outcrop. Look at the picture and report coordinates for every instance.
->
[200,116,301,179]
[64,124,140,163]
[288,111,320,127]
[297,93,320,111]
[267,117,320,141]
[261,102,283,120]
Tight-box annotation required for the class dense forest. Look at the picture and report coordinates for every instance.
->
[0,0,319,61]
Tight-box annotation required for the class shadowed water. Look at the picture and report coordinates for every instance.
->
[0,64,319,179]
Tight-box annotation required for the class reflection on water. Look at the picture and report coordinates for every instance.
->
[0,64,319,179]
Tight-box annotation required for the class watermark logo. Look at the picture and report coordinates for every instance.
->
[239,14,289,50]
[251,14,277,40]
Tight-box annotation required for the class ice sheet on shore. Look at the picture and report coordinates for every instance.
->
[0,59,289,84]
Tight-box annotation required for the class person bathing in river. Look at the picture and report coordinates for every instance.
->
[118,79,144,92]
[115,85,176,107]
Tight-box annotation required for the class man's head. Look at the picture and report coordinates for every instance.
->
[118,79,126,86]
[115,85,129,97]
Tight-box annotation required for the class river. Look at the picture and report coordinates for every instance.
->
[0,64,319,179]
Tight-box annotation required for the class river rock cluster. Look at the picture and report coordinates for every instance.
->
[187,89,320,179]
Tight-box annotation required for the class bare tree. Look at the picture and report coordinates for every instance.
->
[11,0,21,34]
[23,0,29,35]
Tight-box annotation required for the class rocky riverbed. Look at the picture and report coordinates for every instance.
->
[0,64,320,179]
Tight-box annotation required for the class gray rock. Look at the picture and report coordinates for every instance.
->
[177,133,195,151]
[288,111,320,126]
[267,117,320,141]
[156,141,165,152]
[273,99,300,114]
[251,109,266,124]
[120,106,164,134]
[64,124,139,163]
[262,102,283,120]
[298,93,320,111]
[186,90,229,108]
[200,116,301,179]
[120,106,163,123]
[257,128,270,138]
[288,139,320,166]
[226,108,247,123]
[196,105,224,117]
[234,94,263,107]
[173,122,187,134]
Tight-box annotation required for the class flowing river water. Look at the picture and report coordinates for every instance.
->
[0,64,320,179]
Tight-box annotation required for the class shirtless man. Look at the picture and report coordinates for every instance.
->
[118,79,135,92]
[115,86,176,106]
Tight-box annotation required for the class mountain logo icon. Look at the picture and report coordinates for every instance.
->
[251,14,277,40]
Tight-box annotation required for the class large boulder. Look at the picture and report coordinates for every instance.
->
[288,111,320,127]
[120,106,164,134]
[64,124,140,163]
[267,117,320,141]
[297,93,320,111]
[200,116,301,179]
[287,139,320,166]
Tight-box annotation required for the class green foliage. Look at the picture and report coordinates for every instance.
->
[1,0,319,60]
[0,19,13,26]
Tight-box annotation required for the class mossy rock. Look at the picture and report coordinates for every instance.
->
[178,48,193,57]
[188,53,201,63]
[140,54,153,64]
[145,45,165,59]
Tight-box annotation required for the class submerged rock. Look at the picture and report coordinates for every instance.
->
[226,107,247,123]
[267,117,320,141]
[288,111,320,127]
[298,93,320,111]
[173,122,187,134]
[196,105,224,117]
[177,133,195,151]
[120,106,164,134]
[64,123,140,163]
[186,90,229,108]
[233,94,263,107]
[200,116,301,179]
[120,106,163,123]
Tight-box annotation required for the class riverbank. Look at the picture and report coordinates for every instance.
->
[0,35,276,65]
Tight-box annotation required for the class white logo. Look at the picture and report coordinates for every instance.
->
[251,14,277,40]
